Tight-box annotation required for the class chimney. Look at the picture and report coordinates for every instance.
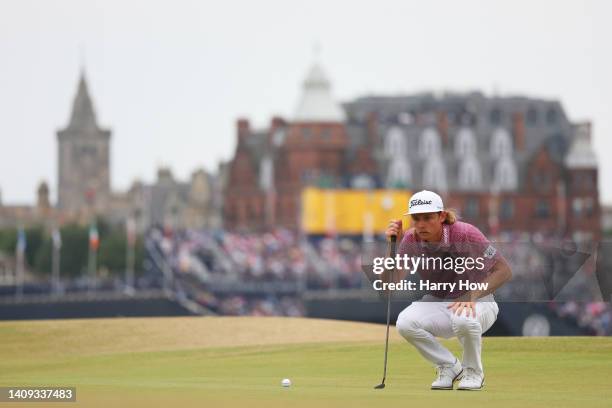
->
[270,116,285,130]
[366,112,378,146]
[237,118,250,145]
[513,112,525,151]
[437,111,449,146]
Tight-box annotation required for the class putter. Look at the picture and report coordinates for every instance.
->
[374,234,397,390]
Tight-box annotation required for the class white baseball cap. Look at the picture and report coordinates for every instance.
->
[404,190,444,215]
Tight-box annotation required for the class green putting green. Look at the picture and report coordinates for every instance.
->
[0,316,610,407]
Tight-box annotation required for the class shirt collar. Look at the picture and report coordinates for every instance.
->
[417,224,451,251]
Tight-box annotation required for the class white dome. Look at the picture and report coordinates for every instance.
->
[294,63,346,122]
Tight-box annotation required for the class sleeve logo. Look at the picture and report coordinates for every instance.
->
[483,245,497,259]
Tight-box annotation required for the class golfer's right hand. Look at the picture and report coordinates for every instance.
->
[385,219,403,242]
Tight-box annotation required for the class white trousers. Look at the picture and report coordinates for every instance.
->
[395,294,499,376]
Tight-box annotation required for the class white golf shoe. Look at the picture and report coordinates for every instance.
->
[457,367,484,390]
[431,358,463,390]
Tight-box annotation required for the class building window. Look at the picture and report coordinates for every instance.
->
[455,128,477,158]
[493,157,518,191]
[572,198,583,217]
[321,128,331,139]
[586,174,595,190]
[535,200,551,218]
[302,128,312,139]
[572,174,581,190]
[500,199,514,220]
[423,158,447,191]
[490,108,502,126]
[584,197,594,216]
[272,129,286,146]
[526,107,538,126]
[532,172,551,190]
[464,198,480,219]
[458,158,482,190]
[490,128,513,158]
[577,173,595,190]
[251,200,259,217]
[385,126,406,158]
[419,128,441,158]
[302,170,315,183]
[398,112,413,124]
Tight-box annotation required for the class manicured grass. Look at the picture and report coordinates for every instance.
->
[0,317,610,407]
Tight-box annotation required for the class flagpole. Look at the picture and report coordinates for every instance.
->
[88,243,94,294]
[52,227,61,296]
[15,228,25,300]
[16,254,23,299]
[88,222,99,295]
[125,217,136,295]
[126,243,135,294]
[52,242,59,295]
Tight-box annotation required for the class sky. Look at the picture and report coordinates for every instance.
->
[0,0,610,205]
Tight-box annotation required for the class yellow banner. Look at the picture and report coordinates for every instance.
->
[301,188,412,235]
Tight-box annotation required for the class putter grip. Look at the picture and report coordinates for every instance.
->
[389,235,397,258]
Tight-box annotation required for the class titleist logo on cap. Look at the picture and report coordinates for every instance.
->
[410,199,433,207]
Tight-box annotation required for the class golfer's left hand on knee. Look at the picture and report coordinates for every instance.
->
[447,301,476,317]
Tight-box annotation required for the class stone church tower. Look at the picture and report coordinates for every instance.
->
[57,72,111,215]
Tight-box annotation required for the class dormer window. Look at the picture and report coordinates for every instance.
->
[423,158,447,191]
[490,128,513,158]
[455,127,477,158]
[419,128,441,158]
[490,108,502,126]
[527,107,538,126]
[493,156,518,191]
[458,157,482,190]
[384,126,406,157]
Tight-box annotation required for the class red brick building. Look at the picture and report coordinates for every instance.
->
[224,65,600,241]
[224,64,377,231]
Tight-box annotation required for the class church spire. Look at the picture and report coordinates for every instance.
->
[67,70,99,131]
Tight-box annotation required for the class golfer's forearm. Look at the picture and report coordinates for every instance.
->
[469,259,512,300]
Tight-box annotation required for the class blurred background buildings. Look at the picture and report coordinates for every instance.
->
[0,72,222,232]
[226,62,600,242]
[0,1,610,335]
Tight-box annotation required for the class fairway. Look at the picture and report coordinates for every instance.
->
[0,317,611,408]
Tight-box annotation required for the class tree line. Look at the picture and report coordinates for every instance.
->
[0,219,144,278]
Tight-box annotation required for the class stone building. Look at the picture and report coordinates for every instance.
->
[0,71,221,232]
[112,167,221,232]
[57,72,111,217]
[0,182,62,229]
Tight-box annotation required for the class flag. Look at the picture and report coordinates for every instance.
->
[126,217,136,246]
[52,228,62,250]
[89,224,99,251]
[16,228,26,255]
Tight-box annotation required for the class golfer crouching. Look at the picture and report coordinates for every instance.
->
[385,190,512,391]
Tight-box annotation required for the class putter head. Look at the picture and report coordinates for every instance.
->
[374,383,385,389]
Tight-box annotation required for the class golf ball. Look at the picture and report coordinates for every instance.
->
[281,378,291,387]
